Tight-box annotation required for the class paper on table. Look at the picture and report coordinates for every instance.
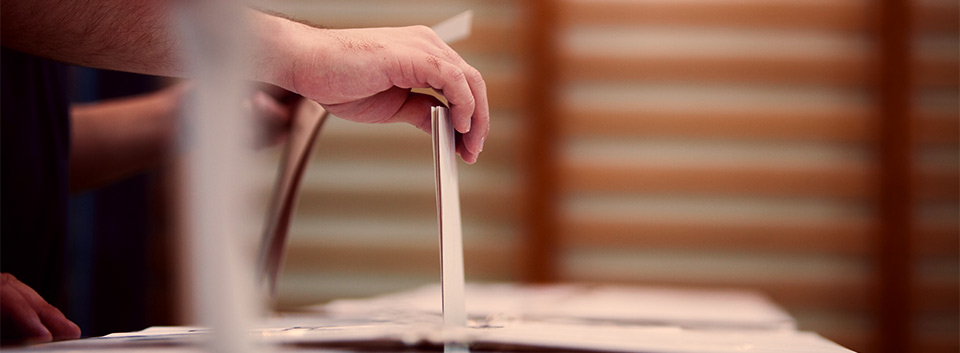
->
[256,99,328,297]
[432,106,466,328]
[255,309,852,353]
[54,321,854,353]
[28,283,850,353]
[322,283,796,330]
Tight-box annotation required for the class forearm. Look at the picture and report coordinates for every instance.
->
[1,0,297,86]
[3,0,489,162]
[2,0,181,76]
[69,86,182,192]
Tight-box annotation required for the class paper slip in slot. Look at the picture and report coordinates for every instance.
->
[257,99,328,297]
[431,10,473,44]
[432,106,466,328]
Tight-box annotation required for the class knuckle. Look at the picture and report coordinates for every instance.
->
[424,55,444,76]
[467,68,485,86]
[442,48,461,61]
[446,67,466,82]
[411,25,433,35]
[38,303,64,320]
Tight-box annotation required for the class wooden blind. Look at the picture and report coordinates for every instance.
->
[909,0,958,352]
[257,1,957,353]
[552,2,878,351]
[545,1,958,352]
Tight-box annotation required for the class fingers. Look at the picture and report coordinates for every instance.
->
[33,302,80,341]
[401,56,488,161]
[323,87,410,127]
[299,25,490,163]
[391,92,479,164]
[327,88,441,134]
[387,91,445,134]
[455,132,478,164]
[4,274,81,341]
[1,273,80,343]
[459,66,489,157]
[414,55,475,132]
[324,89,481,163]
[1,280,50,343]
[428,35,490,157]
[393,27,488,159]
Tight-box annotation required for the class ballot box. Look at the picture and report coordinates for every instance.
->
[5,283,855,353]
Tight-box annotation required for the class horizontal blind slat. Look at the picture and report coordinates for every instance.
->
[560,104,871,142]
[561,217,870,254]
[562,218,956,256]
[283,240,519,276]
[559,0,870,31]
[561,53,871,86]
[560,162,872,198]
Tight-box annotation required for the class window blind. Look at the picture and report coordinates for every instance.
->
[257,1,957,352]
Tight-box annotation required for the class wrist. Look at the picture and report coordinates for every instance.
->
[249,11,305,92]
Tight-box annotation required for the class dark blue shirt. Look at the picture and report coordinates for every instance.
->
[1,46,72,307]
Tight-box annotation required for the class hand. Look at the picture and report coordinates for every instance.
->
[279,24,490,163]
[0,273,80,344]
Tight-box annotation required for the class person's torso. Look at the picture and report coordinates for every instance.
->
[1,46,72,307]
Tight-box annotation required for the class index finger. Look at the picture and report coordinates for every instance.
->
[6,275,80,340]
[431,40,489,159]
[458,64,489,158]
[1,282,50,342]
[415,53,477,136]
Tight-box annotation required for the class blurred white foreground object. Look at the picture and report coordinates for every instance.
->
[175,1,259,352]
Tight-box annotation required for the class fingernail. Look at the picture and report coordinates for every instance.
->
[479,137,485,152]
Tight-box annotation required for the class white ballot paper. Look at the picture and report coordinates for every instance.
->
[432,106,467,328]
[431,10,472,43]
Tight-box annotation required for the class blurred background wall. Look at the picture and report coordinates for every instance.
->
[245,0,955,352]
